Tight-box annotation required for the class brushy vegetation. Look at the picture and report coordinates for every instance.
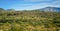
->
[0,8,60,31]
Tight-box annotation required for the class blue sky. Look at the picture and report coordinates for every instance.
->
[0,0,60,10]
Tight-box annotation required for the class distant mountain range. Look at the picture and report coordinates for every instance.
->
[0,7,60,12]
[38,7,60,12]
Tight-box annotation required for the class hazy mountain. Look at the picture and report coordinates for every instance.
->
[39,7,60,12]
[0,7,60,12]
[0,8,5,11]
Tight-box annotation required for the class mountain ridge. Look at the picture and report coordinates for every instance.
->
[0,7,60,12]
[39,7,60,12]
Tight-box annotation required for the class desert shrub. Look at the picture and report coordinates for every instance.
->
[53,17,60,27]
[44,23,50,28]
[0,19,7,23]
[28,21,42,27]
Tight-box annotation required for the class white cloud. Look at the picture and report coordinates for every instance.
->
[10,0,60,10]
[49,0,60,7]
[24,0,52,2]
[52,0,60,5]
[11,3,51,10]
